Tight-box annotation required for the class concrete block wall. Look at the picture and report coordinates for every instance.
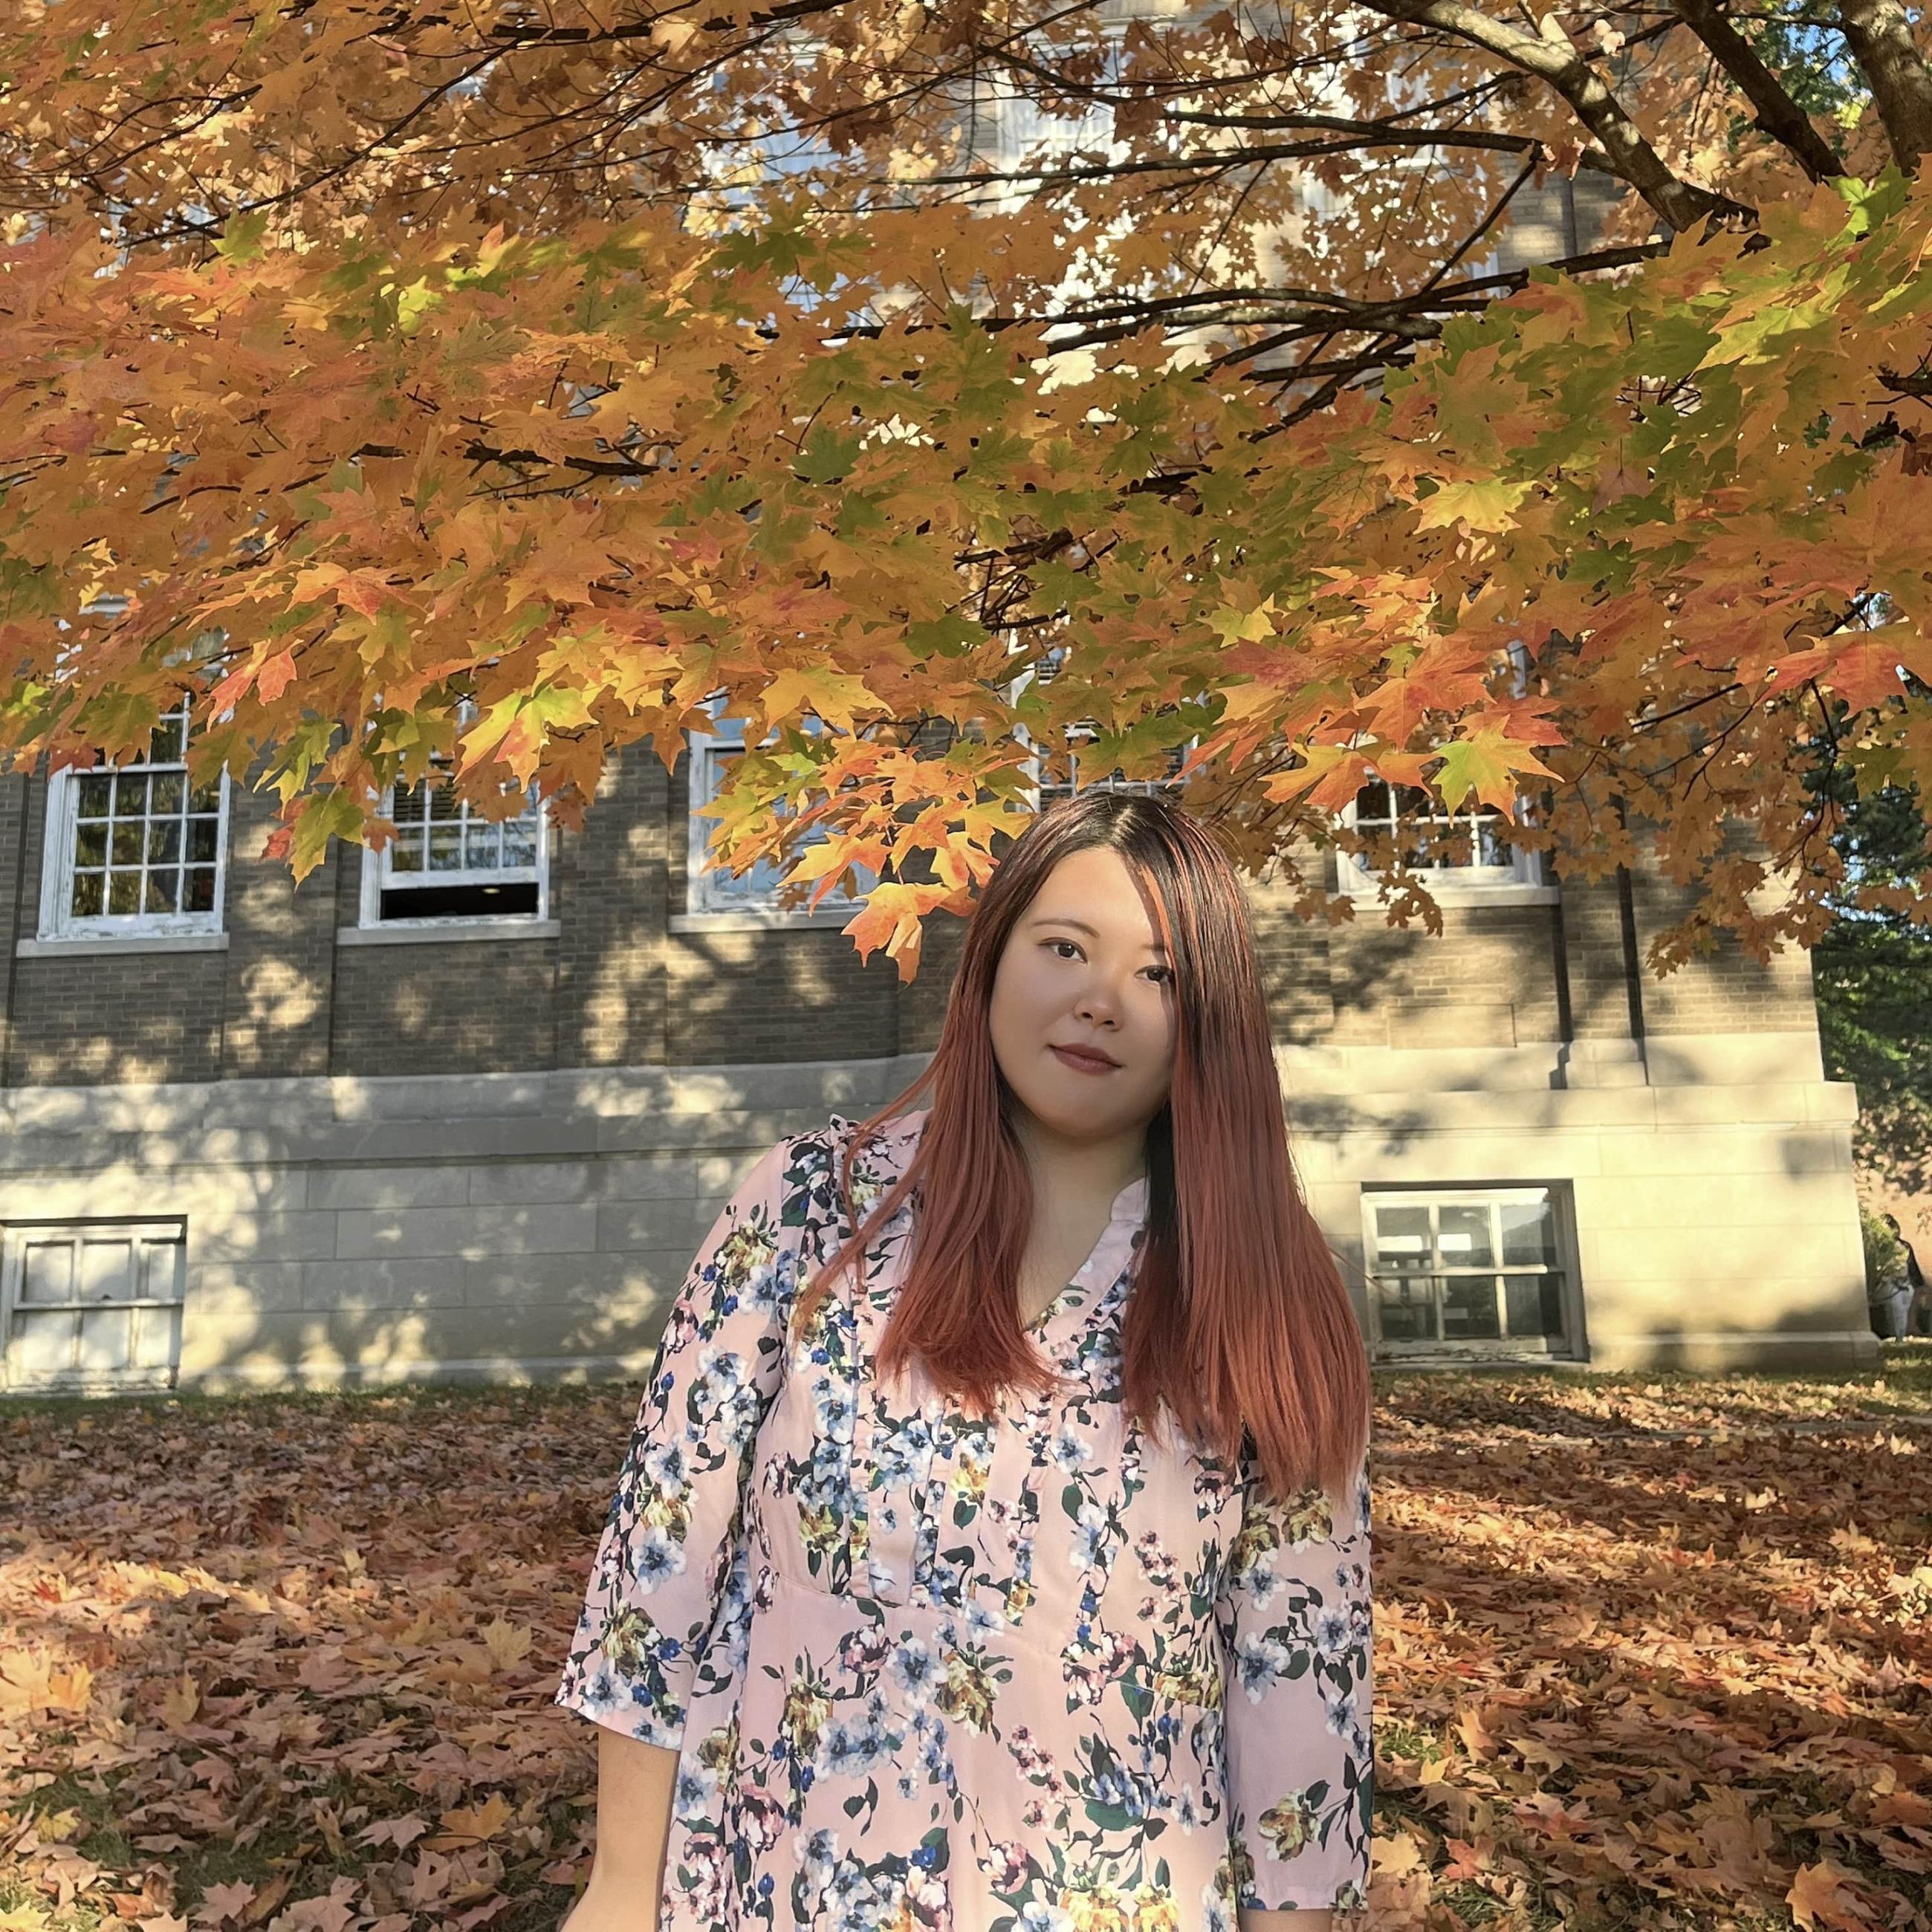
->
[0,1048,1877,1395]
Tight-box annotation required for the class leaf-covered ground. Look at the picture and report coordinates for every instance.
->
[3,1352,1928,1932]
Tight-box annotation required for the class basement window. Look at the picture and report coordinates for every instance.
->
[1,1220,187,1393]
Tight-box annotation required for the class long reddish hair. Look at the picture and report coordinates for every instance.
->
[787,788,1371,1511]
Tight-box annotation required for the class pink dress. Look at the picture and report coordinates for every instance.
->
[554,1108,1373,1929]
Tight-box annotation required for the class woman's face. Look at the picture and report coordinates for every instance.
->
[988,844,1178,1144]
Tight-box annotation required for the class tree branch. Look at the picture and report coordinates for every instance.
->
[1835,0,1932,171]
[1364,0,1756,232]
[1667,0,1845,181]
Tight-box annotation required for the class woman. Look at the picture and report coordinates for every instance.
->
[554,789,1375,1931]
[1878,1213,1928,1339]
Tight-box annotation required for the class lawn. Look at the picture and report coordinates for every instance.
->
[2,1351,1928,1932]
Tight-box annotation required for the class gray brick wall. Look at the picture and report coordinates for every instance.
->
[221,785,337,1079]
[662,743,903,1065]
[4,775,228,1086]
[1628,856,1819,1037]
[0,741,1824,1086]
[1318,897,1566,1050]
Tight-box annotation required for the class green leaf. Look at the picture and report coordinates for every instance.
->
[215,208,271,265]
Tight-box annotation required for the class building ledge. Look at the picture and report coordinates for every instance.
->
[16,933,230,959]
[337,920,560,947]
[1341,882,1560,910]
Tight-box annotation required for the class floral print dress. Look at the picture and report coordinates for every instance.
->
[554,1109,1373,1930]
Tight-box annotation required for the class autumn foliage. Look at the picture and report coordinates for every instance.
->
[1,3,1931,973]
[3,1364,1930,1931]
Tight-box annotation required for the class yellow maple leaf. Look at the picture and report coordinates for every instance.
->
[427,1789,516,1850]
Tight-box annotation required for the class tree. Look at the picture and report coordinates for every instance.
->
[1,0,1929,977]
[1808,727,1932,1193]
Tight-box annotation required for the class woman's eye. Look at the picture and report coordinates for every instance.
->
[1044,939,1171,984]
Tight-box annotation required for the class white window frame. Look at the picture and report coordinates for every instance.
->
[678,693,876,927]
[354,709,551,933]
[1010,644,1199,809]
[355,794,551,930]
[1334,779,1551,904]
[1361,1184,1580,1361]
[1,1218,187,1393]
[36,699,233,944]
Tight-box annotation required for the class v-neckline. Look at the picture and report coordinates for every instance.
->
[1020,1171,1152,1341]
[834,1107,1151,1343]
[1022,1280,1086,1336]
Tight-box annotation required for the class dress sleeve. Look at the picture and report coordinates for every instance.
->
[553,1132,804,1751]
[1214,1434,1375,1912]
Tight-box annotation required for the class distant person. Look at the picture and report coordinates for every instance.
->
[1881,1213,1931,1338]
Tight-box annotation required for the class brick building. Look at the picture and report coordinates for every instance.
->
[0,667,1877,1394]
[0,123,1878,1395]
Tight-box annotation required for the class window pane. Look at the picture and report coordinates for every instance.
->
[11,1309,75,1377]
[464,822,501,869]
[187,817,219,864]
[76,774,111,818]
[389,829,424,873]
[187,778,221,813]
[146,820,181,865]
[1442,1274,1503,1339]
[150,771,184,815]
[1372,1203,1432,1259]
[1505,1273,1566,1341]
[147,714,186,764]
[143,868,181,914]
[1374,1273,1438,1343]
[429,781,461,823]
[131,1302,182,1371]
[112,772,146,815]
[1500,1198,1558,1268]
[392,782,429,829]
[1437,1204,1495,1268]
[184,866,216,912]
[75,823,106,867]
[78,1304,133,1371]
[70,871,104,916]
[1356,779,1395,828]
[108,871,141,914]
[78,1241,134,1300]
[111,821,143,866]
[428,826,461,870]
[1356,779,1517,875]
[139,1240,184,1300]
[20,1241,75,1303]
[502,823,537,866]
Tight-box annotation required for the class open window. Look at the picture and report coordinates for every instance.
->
[357,702,549,928]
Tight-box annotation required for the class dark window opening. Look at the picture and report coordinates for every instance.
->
[380,881,540,921]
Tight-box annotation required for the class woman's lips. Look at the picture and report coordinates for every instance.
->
[1051,1044,1119,1074]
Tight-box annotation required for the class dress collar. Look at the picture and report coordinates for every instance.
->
[1109,1172,1150,1227]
